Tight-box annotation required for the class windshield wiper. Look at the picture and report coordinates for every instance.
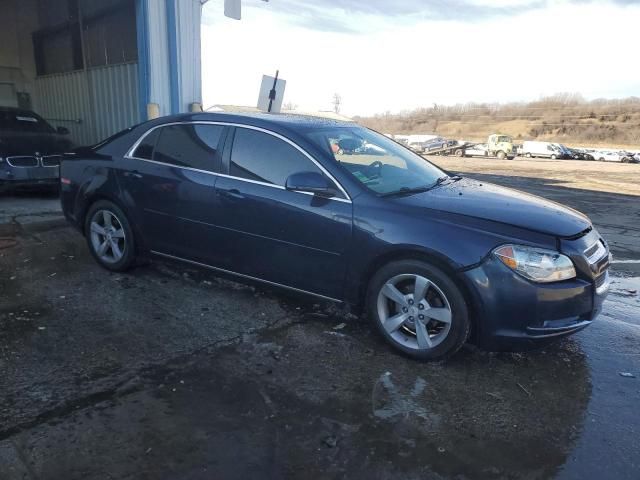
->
[380,186,431,198]
[380,175,457,198]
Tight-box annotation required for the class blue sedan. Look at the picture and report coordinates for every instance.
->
[60,113,610,360]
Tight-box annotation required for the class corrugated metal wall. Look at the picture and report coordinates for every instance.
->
[175,0,202,113]
[146,0,171,117]
[33,69,92,145]
[143,0,202,116]
[33,62,140,146]
[89,63,140,141]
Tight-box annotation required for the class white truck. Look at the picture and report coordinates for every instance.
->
[522,141,563,159]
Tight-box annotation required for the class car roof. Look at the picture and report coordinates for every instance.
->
[147,111,355,133]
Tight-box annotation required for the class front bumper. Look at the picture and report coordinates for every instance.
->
[462,256,609,351]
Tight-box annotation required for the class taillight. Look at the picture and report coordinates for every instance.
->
[60,177,72,185]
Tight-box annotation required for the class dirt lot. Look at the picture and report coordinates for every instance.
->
[1,159,639,480]
[432,156,640,196]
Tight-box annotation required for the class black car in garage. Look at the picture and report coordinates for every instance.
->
[0,106,73,191]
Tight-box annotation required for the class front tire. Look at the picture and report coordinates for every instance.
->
[496,151,506,160]
[367,260,470,361]
[84,200,136,272]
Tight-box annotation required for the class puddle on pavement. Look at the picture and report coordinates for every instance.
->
[12,317,591,480]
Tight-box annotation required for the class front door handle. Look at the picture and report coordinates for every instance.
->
[123,170,143,179]
[218,188,245,200]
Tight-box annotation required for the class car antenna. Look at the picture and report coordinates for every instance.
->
[267,69,279,113]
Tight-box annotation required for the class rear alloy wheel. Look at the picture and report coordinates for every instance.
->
[368,260,470,361]
[85,200,136,272]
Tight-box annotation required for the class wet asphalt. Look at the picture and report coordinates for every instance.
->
[0,173,639,479]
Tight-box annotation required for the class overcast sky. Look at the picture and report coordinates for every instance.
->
[201,0,640,116]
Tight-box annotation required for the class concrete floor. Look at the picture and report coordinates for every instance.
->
[0,160,639,479]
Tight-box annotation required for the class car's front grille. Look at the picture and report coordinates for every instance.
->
[584,240,607,264]
[6,156,38,167]
[41,155,61,167]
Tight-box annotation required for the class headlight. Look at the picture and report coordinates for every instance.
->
[493,244,576,283]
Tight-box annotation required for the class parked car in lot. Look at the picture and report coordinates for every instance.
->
[593,151,634,162]
[0,106,72,191]
[522,141,564,159]
[563,147,586,160]
[422,137,457,152]
[60,113,611,360]
[463,144,489,157]
[620,151,639,163]
[578,149,596,161]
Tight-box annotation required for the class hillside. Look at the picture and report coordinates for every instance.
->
[355,95,640,149]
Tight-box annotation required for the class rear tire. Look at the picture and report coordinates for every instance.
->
[367,259,470,361]
[84,200,136,272]
[525,152,532,158]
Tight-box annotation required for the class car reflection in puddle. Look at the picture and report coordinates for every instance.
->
[372,372,432,422]
[349,339,590,479]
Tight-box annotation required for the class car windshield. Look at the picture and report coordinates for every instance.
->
[305,126,447,195]
[0,109,55,133]
[497,135,512,143]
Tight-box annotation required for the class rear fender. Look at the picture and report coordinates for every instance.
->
[73,168,149,253]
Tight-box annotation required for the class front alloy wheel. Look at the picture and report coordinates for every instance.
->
[377,274,452,351]
[368,260,470,360]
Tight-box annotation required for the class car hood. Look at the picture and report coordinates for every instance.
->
[0,131,72,157]
[396,177,591,238]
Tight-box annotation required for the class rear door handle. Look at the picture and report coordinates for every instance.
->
[123,170,143,179]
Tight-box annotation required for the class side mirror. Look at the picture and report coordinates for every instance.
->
[57,126,70,135]
[285,171,337,198]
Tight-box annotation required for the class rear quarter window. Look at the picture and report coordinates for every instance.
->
[132,128,160,160]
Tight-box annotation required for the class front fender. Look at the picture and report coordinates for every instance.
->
[343,202,557,305]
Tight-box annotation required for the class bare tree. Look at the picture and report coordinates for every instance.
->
[332,93,342,114]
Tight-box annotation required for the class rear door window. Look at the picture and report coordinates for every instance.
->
[229,127,324,186]
[151,124,225,172]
